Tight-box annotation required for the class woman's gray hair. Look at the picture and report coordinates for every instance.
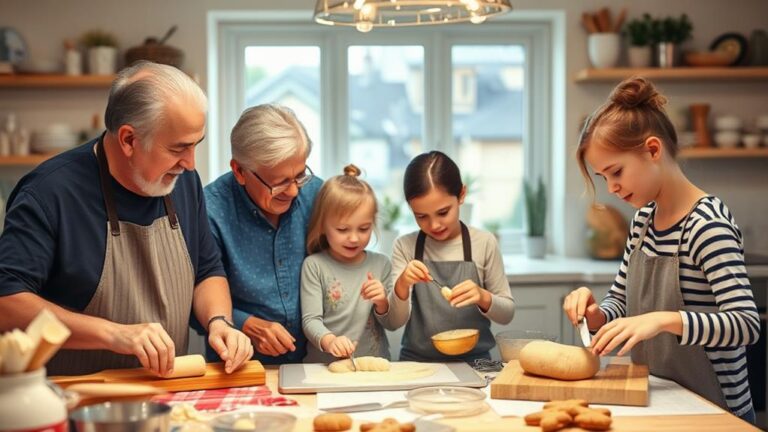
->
[230,104,312,168]
[105,61,207,148]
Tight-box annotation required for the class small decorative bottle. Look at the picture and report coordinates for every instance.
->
[64,39,82,76]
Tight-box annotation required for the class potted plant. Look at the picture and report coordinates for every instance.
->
[648,14,693,68]
[624,14,653,67]
[80,30,118,75]
[523,177,547,259]
[377,196,401,256]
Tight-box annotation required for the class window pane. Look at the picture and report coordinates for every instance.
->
[347,46,424,202]
[243,46,322,170]
[452,45,525,233]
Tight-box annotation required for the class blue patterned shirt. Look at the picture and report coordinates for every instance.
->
[204,172,322,364]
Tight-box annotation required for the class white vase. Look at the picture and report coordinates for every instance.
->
[525,236,547,259]
[88,46,117,75]
[588,33,621,69]
[628,46,652,68]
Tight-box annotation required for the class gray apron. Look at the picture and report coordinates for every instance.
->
[47,136,195,376]
[627,200,728,410]
[400,223,493,362]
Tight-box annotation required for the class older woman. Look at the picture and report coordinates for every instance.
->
[205,104,322,364]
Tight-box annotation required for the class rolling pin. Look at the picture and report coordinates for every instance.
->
[25,309,71,372]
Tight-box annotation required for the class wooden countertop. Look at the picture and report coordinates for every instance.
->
[263,367,758,431]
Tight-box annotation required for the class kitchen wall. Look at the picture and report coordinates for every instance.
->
[2,0,767,257]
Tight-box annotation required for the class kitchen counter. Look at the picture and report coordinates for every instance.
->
[261,367,758,431]
[504,255,768,284]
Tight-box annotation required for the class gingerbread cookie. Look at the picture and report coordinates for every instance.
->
[313,413,352,431]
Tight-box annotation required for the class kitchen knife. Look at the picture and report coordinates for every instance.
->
[578,317,591,348]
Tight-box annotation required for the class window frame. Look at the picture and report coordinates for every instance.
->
[208,11,558,254]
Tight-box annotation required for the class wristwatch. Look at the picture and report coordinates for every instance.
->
[207,315,236,331]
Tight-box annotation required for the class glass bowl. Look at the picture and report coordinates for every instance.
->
[406,386,486,417]
[495,330,558,362]
[210,411,296,432]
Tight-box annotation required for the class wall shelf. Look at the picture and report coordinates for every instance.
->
[575,67,768,83]
[678,147,768,159]
[0,74,115,88]
[0,153,61,166]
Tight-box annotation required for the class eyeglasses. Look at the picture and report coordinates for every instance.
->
[249,165,314,196]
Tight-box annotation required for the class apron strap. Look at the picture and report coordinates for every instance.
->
[674,197,708,256]
[163,195,180,230]
[414,222,473,262]
[96,133,121,236]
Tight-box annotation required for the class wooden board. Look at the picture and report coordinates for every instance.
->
[50,360,265,392]
[490,359,649,406]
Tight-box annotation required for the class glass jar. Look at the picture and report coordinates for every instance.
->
[0,368,67,431]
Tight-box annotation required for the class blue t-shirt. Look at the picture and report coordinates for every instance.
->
[0,139,225,310]
[204,172,322,365]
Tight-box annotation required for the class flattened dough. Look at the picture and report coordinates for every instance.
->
[307,361,436,384]
[328,356,390,373]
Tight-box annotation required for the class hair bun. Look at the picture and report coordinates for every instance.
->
[609,76,666,110]
[342,164,361,177]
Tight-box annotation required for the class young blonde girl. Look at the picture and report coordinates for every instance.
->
[301,165,398,363]
[388,151,515,362]
[563,77,758,422]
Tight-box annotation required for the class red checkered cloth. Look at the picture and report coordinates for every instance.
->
[152,386,298,412]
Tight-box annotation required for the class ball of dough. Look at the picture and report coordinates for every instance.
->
[441,286,452,301]
[519,341,600,380]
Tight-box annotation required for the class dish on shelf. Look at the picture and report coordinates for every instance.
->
[710,32,748,66]
[714,131,741,148]
[714,115,743,131]
[684,51,734,67]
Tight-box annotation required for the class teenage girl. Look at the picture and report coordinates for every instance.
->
[389,151,515,361]
[300,165,398,363]
[563,77,759,422]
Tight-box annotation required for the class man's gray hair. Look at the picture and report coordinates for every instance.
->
[104,61,207,148]
[230,104,312,168]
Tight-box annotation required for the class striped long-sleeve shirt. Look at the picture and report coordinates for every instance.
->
[600,196,759,416]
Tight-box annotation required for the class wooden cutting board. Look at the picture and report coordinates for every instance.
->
[50,360,265,392]
[490,359,649,406]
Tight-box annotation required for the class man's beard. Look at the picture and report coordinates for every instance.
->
[132,170,183,197]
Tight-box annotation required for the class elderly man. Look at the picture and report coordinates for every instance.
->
[205,104,322,364]
[0,61,252,376]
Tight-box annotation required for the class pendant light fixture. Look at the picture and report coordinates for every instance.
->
[314,0,512,33]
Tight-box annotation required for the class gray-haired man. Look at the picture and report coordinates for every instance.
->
[0,61,252,376]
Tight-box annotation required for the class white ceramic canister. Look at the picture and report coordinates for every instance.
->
[0,368,68,431]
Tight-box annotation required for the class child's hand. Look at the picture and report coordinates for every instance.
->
[450,280,491,311]
[399,260,431,287]
[327,335,356,358]
[563,286,606,329]
[590,312,679,356]
[361,272,388,313]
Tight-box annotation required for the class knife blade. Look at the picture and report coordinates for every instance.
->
[348,352,358,372]
[578,317,591,348]
[323,400,409,413]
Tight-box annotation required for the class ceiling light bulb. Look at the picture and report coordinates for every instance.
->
[356,20,374,32]
[353,0,365,10]
[466,0,480,11]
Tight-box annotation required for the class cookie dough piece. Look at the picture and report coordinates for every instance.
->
[328,356,391,373]
[313,413,352,431]
[440,286,452,301]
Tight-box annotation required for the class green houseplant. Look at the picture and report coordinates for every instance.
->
[624,15,653,67]
[377,196,401,256]
[80,30,118,75]
[460,173,479,225]
[648,14,693,67]
[523,177,546,258]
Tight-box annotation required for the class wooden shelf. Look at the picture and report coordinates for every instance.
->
[678,147,768,159]
[0,153,61,166]
[575,67,768,83]
[0,74,115,88]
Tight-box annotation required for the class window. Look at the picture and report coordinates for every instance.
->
[211,15,554,253]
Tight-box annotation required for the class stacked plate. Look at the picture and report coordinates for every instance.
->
[31,124,77,154]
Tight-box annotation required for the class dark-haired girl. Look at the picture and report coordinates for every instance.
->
[562,77,758,422]
[388,151,515,362]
